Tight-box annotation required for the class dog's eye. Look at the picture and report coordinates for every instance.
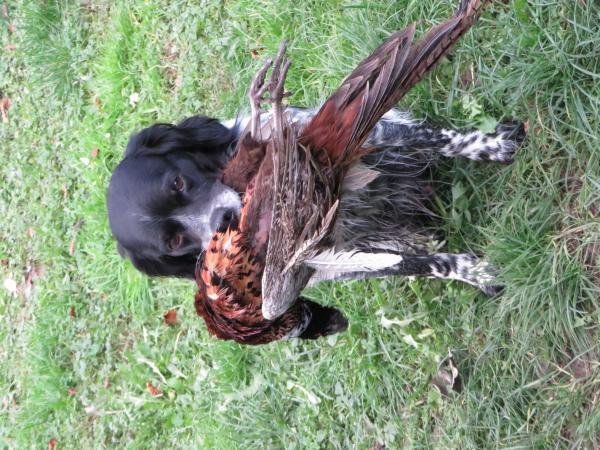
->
[168,234,183,250]
[172,176,185,192]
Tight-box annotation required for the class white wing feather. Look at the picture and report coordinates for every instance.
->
[305,249,404,273]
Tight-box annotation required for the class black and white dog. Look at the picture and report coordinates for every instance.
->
[107,107,525,293]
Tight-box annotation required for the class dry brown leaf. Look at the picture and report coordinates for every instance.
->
[62,185,69,201]
[250,46,266,59]
[24,263,45,288]
[1,96,10,123]
[69,306,76,318]
[104,377,111,389]
[16,263,45,300]
[567,358,593,380]
[90,148,99,159]
[146,381,163,397]
[33,263,46,277]
[164,309,177,326]
[459,63,475,88]
[69,219,84,256]
[67,387,76,396]
[431,351,462,399]
[8,22,15,33]
[23,268,34,286]
[48,439,57,450]
[3,44,16,52]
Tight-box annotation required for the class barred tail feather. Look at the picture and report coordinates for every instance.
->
[302,0,489,163]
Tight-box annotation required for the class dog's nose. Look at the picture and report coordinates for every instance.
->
[215,208,239,232]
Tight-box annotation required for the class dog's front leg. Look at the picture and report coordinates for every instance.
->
[367,110,526,164]
[308,251,501,296]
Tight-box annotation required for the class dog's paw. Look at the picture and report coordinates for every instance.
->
[453,253,503,296]
[488,121,527,164]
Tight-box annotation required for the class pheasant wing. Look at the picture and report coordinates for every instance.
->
[261,112,335,320]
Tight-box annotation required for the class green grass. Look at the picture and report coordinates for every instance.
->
[1,0,599,448]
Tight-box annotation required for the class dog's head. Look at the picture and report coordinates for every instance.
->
[107,116,242,278]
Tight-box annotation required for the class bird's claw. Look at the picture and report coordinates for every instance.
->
[268,41,292,105]
[248,41,292,138]
[249,57,272,105]
[249,57,273,138]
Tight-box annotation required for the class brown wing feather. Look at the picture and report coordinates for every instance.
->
[398,0,489,105]
[302,0,489,162]
[301,26,415,163]
[261,118,326,320]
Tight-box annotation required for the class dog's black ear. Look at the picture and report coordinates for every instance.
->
[124,115,238,167]
[127,253,197,279]
[115,242,195,278]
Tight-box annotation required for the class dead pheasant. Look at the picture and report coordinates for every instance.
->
[195,46,349,344]
[195,0,489,344]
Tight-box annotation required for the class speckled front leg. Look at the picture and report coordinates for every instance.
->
[364,111,526,164]
[313,252,502,296]
[423,253,501,296]
[437,122,526,163]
